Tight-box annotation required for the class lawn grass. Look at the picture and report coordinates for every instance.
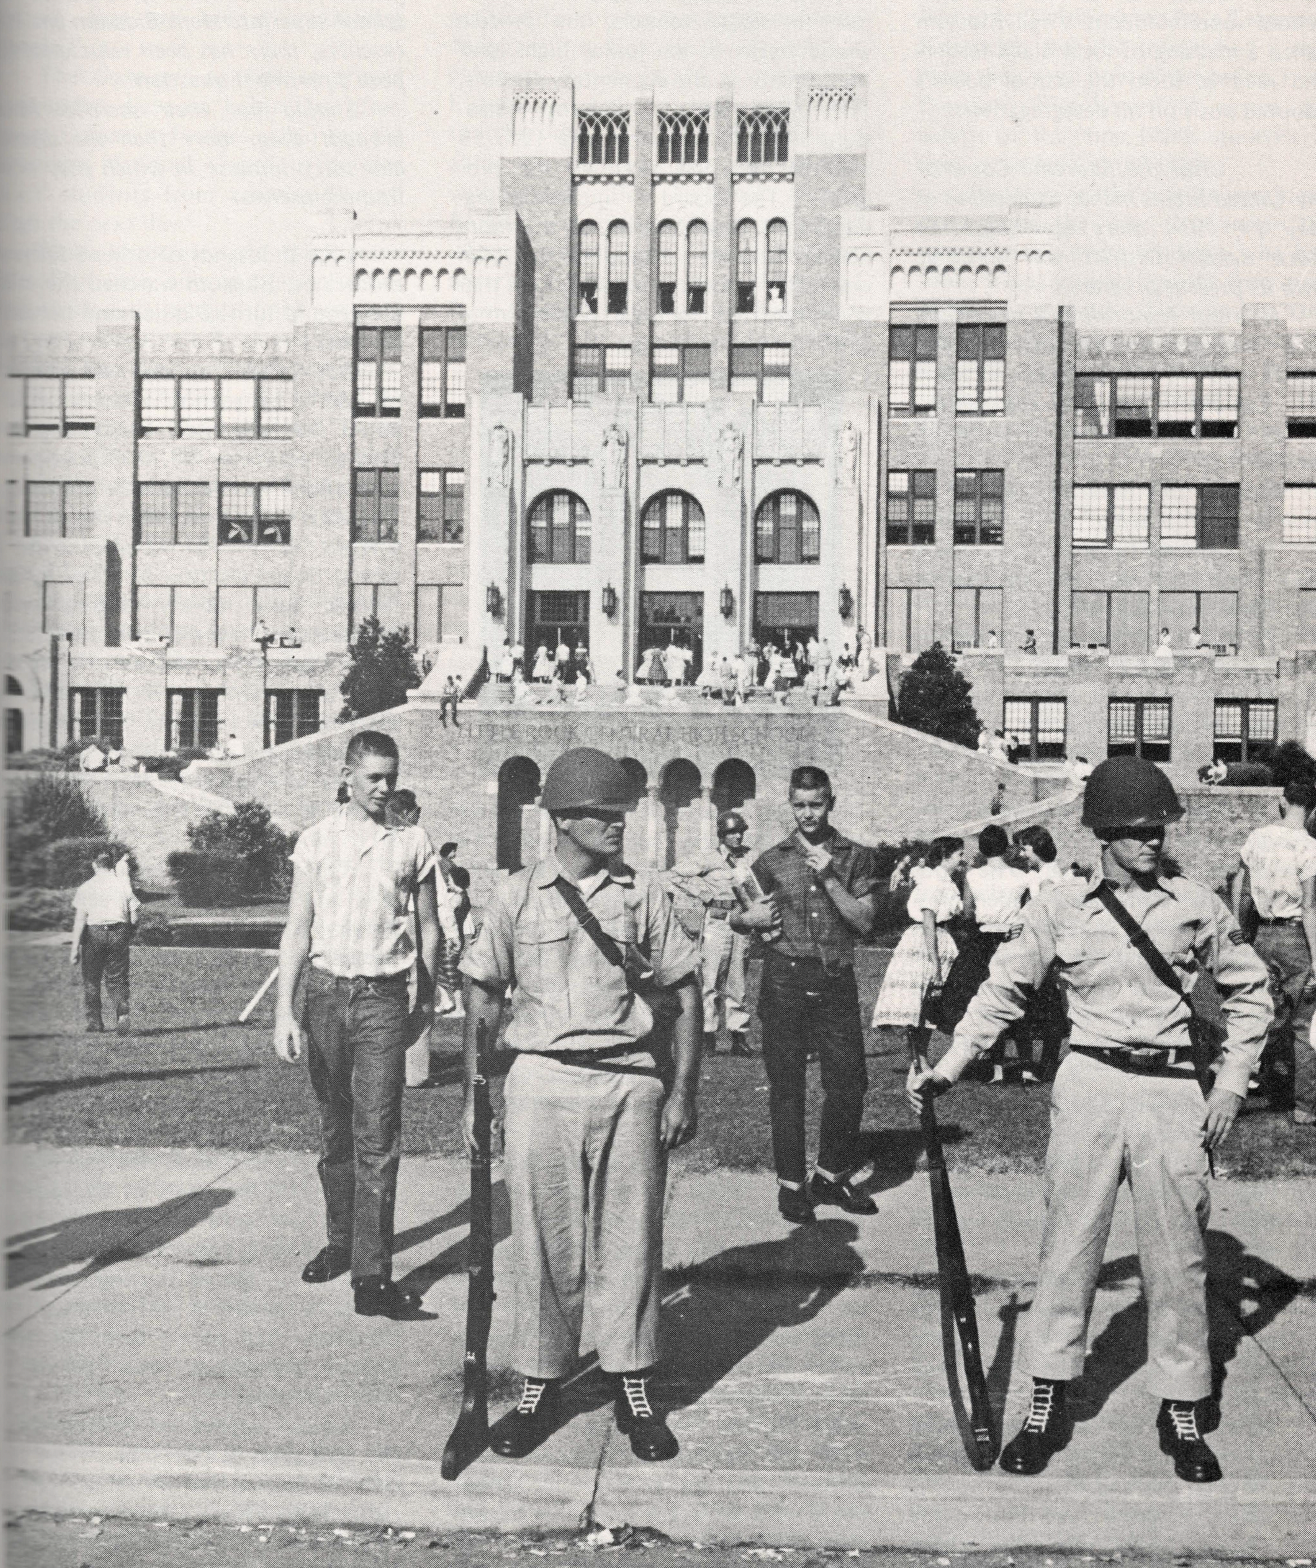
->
[7,939,1314,1179]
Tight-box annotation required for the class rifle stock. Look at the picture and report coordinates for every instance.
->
[911,1044,997,1470]
[441,1020,495,1480]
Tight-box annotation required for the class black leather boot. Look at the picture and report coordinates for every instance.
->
[777,1184,815,1225]
[615,1374,678,1461]
[1157,1400,1222,1483]
[490,1378,559,1458]
[999,1379,1072,1475]
[808,1172,877,1215]
[352,1276,425,1319]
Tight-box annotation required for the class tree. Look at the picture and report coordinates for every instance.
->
[894,641,981,749]
[338,616,420,722]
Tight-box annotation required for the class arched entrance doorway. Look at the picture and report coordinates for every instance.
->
[497,756,541,872]
[659,758,701,868]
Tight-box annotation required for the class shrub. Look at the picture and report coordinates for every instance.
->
[165,850,258,907]
[9,773,109,842]
[894,642,982,749]
[6,889,75,931]
[181,800,296,898]
[135,909,176,945]
[22,838,136,889]
[339,615,420,721]
[4,748,76,772]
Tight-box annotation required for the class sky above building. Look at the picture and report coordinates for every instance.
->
[2,0,1313,336]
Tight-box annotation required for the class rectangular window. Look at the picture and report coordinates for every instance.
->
[573,344,631,401]
[729,344,790,401]
[885,586,936,654]
[135,586,210,648]
[140,377,177,436]
[887,470,936,545]
[258,377,292,438]
[736,108,789,163]
[1071,591,1150,654]
[956,324,1005,415]
[139,482,209,545]
[1072,484,1150,549]
[42,579,81,640]
[1108,698,1171,762]
[70,688,124,748]
[1004,697,1067,761]
[419,327,466,418]
[218,378,257,439]
[888,325,937,416]
[1213,699,1277,765]
[167,688,225,752]
[651,344,709,404]
[952,587,1004,650]
[1283,485,1316,544]
[656,109,709,165]
[265,689,323,748]
[25,481,95,539]
[416,583,461,645]
[1288,374,1316,438]
[953,469,1004,545]
[218,483,289,545]
[13,375,95,436]
[352,469,399,543]
[356,327,402,418]
[1159,484,1239,550]
[1158,591,1237,653]
[179,377,216,438]
[1078,372,1240,439]
[418,469,465,544]
[577,110,630,166]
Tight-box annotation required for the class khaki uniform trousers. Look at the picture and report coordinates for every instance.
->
[1029,1050,1212,1401]
[503,1052,667,1379]
[702,914,750,1036]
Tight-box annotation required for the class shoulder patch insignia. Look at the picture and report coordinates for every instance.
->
[1228,928,1247,945]
[1005,924,1025,941]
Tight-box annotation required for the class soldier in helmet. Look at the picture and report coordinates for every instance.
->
[666,809,755,1056]
[459,747,701,1462]
[907,757,1271,1484]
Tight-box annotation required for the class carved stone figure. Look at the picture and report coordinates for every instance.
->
[601,424,628,490]
[488,424,512,488]
[715,423,743,489]
[836,420,860,486]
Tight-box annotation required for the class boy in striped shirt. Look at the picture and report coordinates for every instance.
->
[274,730,440,1318]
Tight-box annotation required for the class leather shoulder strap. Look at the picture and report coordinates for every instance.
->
[553,877,626,970]
[1092,882,1186,999]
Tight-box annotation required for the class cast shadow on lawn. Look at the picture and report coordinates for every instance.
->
[6,1187,234,1291]
[860,1123,969,1196]
[1064,1233,1309,1425]
[6,1063,261,1108]
[394,1180,512,1299]
[7,1022,248,1043]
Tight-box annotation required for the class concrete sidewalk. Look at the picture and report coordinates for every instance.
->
[5,1144,1315,1554]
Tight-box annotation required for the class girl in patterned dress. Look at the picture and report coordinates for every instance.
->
[870,837,967,1064]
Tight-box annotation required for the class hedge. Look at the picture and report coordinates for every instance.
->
[165,850,258,907]
[21,838,137,890]
[7,889,75,931]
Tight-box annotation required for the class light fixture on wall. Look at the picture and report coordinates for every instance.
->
[601,583,618,618]
[720,585,735,619]
[838,584,854,621]
[486,582,503,618]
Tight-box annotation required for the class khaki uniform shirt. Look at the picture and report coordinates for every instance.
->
[460,854,700,1056]
[941,872,1271,1099]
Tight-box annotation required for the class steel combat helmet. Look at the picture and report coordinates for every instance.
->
[717,810,748,839]
[1081,756,1184,833]
[540,747,632,813]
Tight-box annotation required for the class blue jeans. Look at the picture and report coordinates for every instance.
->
[304,967,410,1282]
[80,923,131,1027]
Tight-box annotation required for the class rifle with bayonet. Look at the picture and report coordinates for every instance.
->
[441,1019,495,1480]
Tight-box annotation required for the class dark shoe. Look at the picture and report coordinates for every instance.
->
[301,1245,351,1284]
[777,1185,815,1225]
[728,1033,753,1057]
[809,1173,877,1216]
[615,1374,678,1461]
[85,1022,104,1034]
[1157,1400,1222,1483]
[490,1378,559,1458]
[352,1275,425,1319]
[999,1380,1072,1475]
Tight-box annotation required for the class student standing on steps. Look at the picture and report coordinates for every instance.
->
[907,757,1271,1485]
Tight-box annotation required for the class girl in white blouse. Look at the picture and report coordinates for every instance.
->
[871,837,968,1068]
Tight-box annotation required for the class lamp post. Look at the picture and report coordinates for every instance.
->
[486,582,503,619]
[838,584,854,622]
[601,583,618,618]
[720,585,735,619]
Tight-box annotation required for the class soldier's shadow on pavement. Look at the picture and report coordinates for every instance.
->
[393,1180,512,1299]
[860,1124,969,1196]
[6,1188,234,1291]
[1065,1231,1306,1424]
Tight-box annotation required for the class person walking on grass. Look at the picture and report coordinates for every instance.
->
[733,765,880,1225]
[907,757,1271,1485]
[460,747,701,1463]
[273,730,441,1319]
[70,850,140,1034]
